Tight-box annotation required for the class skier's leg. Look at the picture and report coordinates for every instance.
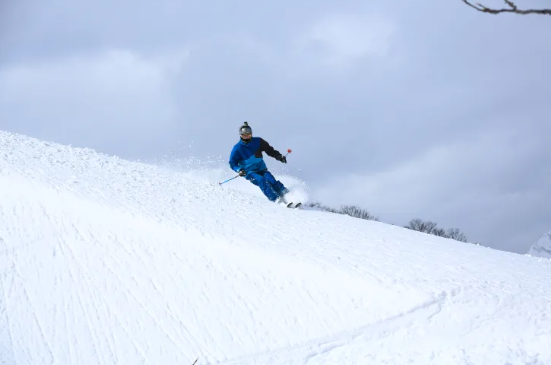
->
[263,171,289,197]
[246,172,279,201]
[245,172,260,187]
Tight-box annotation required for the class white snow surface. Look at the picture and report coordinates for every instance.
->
[527,230,551,259]
[1,130,551,365]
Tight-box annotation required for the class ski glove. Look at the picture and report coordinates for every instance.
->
[238,169,246,176]
[278,155,287,163]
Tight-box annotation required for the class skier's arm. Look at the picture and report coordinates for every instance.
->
[229,148,241,172]
[260,138,283,160]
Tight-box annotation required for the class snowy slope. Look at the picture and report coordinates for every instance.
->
[1,130,551,365]
[527,230,551,259]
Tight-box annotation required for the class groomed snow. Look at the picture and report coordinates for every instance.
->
[1,130,550,365]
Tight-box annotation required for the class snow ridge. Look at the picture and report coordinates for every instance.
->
[527,231,551,259]
[1,130,551,365]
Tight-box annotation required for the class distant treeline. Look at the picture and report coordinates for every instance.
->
[306,202,469,243]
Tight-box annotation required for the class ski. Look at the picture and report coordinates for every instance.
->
[285,202,302,209]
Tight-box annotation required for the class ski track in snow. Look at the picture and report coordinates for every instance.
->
[216,292,448,365]
[1,130,551,365]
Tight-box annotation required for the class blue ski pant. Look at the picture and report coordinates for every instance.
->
[246,170,289,201]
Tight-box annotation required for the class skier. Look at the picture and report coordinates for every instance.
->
[229,122,290,203]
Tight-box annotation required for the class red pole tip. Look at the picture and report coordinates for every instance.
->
[287,149,292,153]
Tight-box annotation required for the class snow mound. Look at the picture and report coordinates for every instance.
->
[527,230,551,259]
[1,130,551,365]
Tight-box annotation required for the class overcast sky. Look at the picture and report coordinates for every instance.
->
[1,0,550,254]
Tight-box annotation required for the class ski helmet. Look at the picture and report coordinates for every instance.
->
[239,122,252,137]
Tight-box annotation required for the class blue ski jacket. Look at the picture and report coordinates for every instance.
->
[229,137,283,175]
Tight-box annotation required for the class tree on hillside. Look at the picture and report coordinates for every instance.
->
[405,218,439,234]
[405,218,468,243]
[462,0,551,15]
[305,202,379,221]
[340,205,379,221]
[445,228,468,242]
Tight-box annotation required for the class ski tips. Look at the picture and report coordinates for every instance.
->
[283,202,302,209]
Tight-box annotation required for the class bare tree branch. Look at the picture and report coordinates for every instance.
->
[404,219,469,243]
[463,0,551,15]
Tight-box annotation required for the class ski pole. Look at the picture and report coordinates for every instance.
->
[285,149,292,157]
[219,174,240,186]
